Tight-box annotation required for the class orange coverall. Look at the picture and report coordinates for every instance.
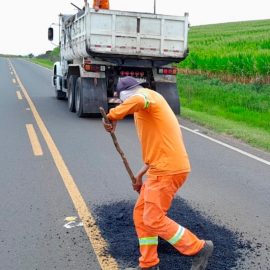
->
[93,0,109,9]
[107,88,204,268]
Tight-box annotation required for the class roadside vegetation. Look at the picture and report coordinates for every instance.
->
[30,58,54,69]
[30,47,59,69]
[179,20,270,79]
[177,19,270,152]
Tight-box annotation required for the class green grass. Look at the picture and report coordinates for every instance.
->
[179,19,270,78]
[30,58,54,69]
[177,73,270,151]
[180,107,270,151]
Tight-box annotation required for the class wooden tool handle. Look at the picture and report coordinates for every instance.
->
[99,107,136,184]
[99,107,110,124]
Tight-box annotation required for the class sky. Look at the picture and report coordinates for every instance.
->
[0,0,269,56]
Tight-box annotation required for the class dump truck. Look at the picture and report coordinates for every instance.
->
[48,5,189,116]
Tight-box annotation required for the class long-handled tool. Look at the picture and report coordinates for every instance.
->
[99,107,136,185]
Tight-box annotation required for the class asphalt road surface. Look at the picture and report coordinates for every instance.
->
[0,57,270,270]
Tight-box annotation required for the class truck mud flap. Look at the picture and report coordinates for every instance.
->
[155,82,180,115]
[81,78,108,114]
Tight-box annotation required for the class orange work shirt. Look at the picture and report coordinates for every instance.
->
[107,88,191,176]
[93,0,109,9]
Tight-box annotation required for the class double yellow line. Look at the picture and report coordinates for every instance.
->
[9,60,119,270]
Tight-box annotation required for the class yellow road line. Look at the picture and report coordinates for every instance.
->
[26,124,43,156]
[9,61,119,270]
[16,91,23,100]
[12,78,16,84]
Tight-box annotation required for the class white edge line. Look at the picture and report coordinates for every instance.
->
[180,124,270,166]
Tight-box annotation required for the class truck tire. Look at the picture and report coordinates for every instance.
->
[67,75,78,112]
[56,90,66,100]
[75,77,108,117]
[155,82,180,115]
[54,75,66,100]
[75,78,86,117]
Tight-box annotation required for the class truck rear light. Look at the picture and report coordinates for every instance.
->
[83,64,105,72]
[119,70,145,78]
[84,64,91,71]
[158,68,177,75]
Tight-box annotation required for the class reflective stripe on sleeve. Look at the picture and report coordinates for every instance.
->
[168,225,185,245]
[139,236,158,246]
[134,93,150,109]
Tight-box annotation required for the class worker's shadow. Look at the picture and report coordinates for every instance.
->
[93,197,253,270]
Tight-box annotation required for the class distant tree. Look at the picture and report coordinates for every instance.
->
[36,47,59,62]
[50,47,60,62]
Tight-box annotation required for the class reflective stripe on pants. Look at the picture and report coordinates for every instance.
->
[133,173,204,268]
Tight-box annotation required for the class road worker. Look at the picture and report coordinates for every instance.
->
[103,76,214,270]
[92,0,110,11]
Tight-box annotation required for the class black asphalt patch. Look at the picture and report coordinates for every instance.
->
[93,198,255,270]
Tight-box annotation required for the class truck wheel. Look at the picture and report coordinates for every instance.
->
[55,89,66,100]
[54,76,66,100]
[75,77,108,117]
[75,78,87,117]
[155,82,180,115]
[67,75,78,112]
[56,90,66,100]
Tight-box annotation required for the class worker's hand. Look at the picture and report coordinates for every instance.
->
[132,164,149,193]
[132,174,143,193]
[102,118,117,133]
[94,5,100,11]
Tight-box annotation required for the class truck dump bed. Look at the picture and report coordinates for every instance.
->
[61,8,189,62]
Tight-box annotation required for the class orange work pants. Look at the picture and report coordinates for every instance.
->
[133,173,204,268]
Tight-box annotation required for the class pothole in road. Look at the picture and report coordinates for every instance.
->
[93,197,266,270]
